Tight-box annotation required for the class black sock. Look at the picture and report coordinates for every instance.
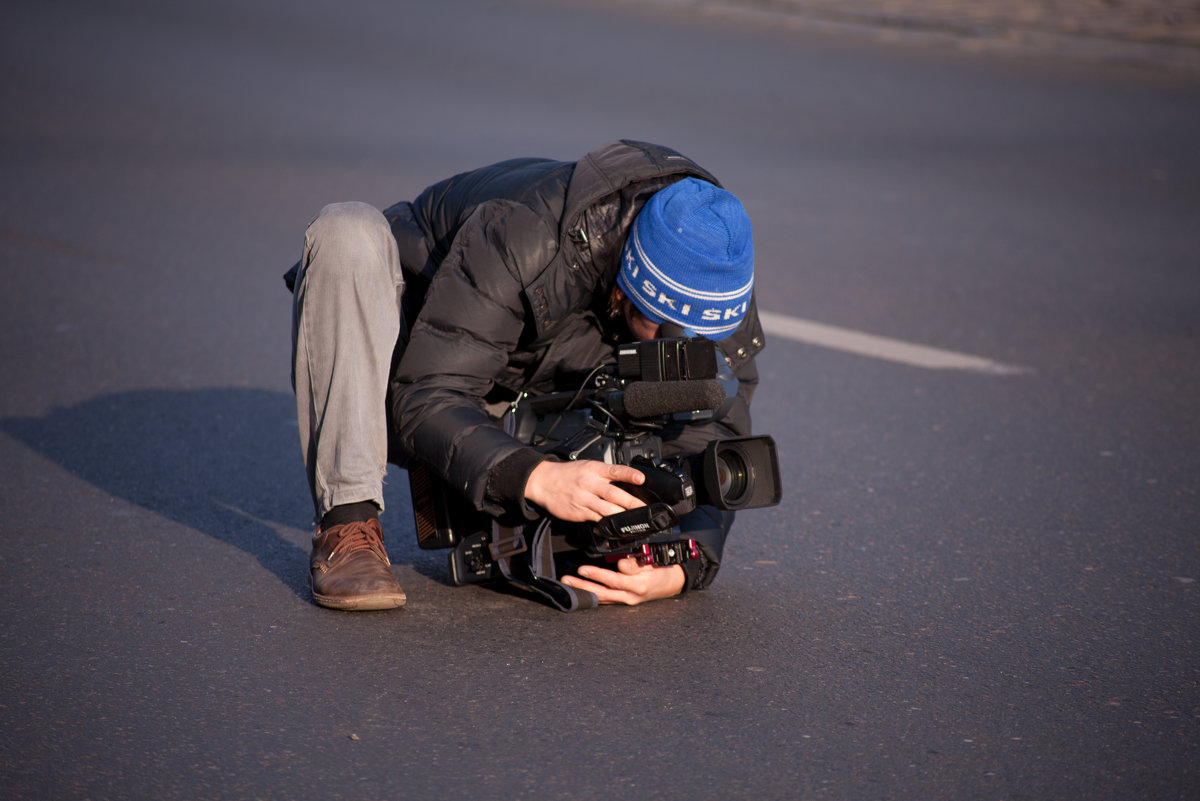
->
[321,501,380,529]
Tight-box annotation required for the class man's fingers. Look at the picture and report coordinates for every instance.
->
[581,464,644,513]
[577,563,634,591]
[561,572,637,605]
[563,560,684,606]
[524,459,647,522]
[601,484,645,512]
[604,463,645,485]
[615,556,642,575]
[585,498,628,520]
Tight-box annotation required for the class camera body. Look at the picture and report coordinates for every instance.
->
[408,337,781,584]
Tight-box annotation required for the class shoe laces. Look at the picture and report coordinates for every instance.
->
[328,520,387,561]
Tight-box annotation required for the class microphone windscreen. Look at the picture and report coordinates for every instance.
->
[622,380,726,418]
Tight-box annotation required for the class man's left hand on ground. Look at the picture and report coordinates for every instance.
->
[561,557,686,605]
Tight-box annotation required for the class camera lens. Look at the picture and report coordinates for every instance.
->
[700,436,780,512]
[716,449,750,505]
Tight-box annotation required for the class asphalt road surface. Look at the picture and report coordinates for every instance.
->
[2,1,1198,799]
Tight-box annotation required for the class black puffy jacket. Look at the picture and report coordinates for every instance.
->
[381,141,764,526]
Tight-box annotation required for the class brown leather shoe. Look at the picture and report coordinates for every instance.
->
[310,518,406,610]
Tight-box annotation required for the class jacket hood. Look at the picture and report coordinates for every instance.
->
[562,140,722,231]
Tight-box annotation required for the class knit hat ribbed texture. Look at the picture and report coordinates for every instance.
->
[617,178,754,339]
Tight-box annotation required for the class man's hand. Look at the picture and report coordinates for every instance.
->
[561,557,686,605]
[524,460,647,522]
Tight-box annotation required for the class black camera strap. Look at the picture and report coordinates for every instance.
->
[490,518,599,612]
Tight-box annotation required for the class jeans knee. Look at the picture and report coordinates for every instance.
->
[303,202,394,280]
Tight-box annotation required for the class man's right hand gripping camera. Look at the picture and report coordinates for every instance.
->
[408,336,782,585]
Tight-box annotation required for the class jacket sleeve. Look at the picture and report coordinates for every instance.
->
[390,200,555,517]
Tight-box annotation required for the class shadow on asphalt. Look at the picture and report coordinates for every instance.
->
[0,387,607,612]
[0,388,318,602]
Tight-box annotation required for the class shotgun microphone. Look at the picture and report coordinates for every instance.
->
[617,379,727,419]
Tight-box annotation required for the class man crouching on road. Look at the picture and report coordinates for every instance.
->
[287,140,762,610]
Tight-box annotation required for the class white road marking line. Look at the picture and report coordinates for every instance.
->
[757,310,1032,376]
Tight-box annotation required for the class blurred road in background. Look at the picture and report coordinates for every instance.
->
[682,0,1200,71]
[2,0,1197,798]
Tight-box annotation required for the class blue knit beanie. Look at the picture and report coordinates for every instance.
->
[617,178,754,339]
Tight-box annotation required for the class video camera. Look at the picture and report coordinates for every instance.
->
[408,336,781,584]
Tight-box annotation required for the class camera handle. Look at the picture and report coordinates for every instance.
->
[591,502,679,552]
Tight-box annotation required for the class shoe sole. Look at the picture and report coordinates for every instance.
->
[311,590,406,611]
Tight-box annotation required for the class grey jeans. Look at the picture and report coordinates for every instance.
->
[291,202,404,520]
